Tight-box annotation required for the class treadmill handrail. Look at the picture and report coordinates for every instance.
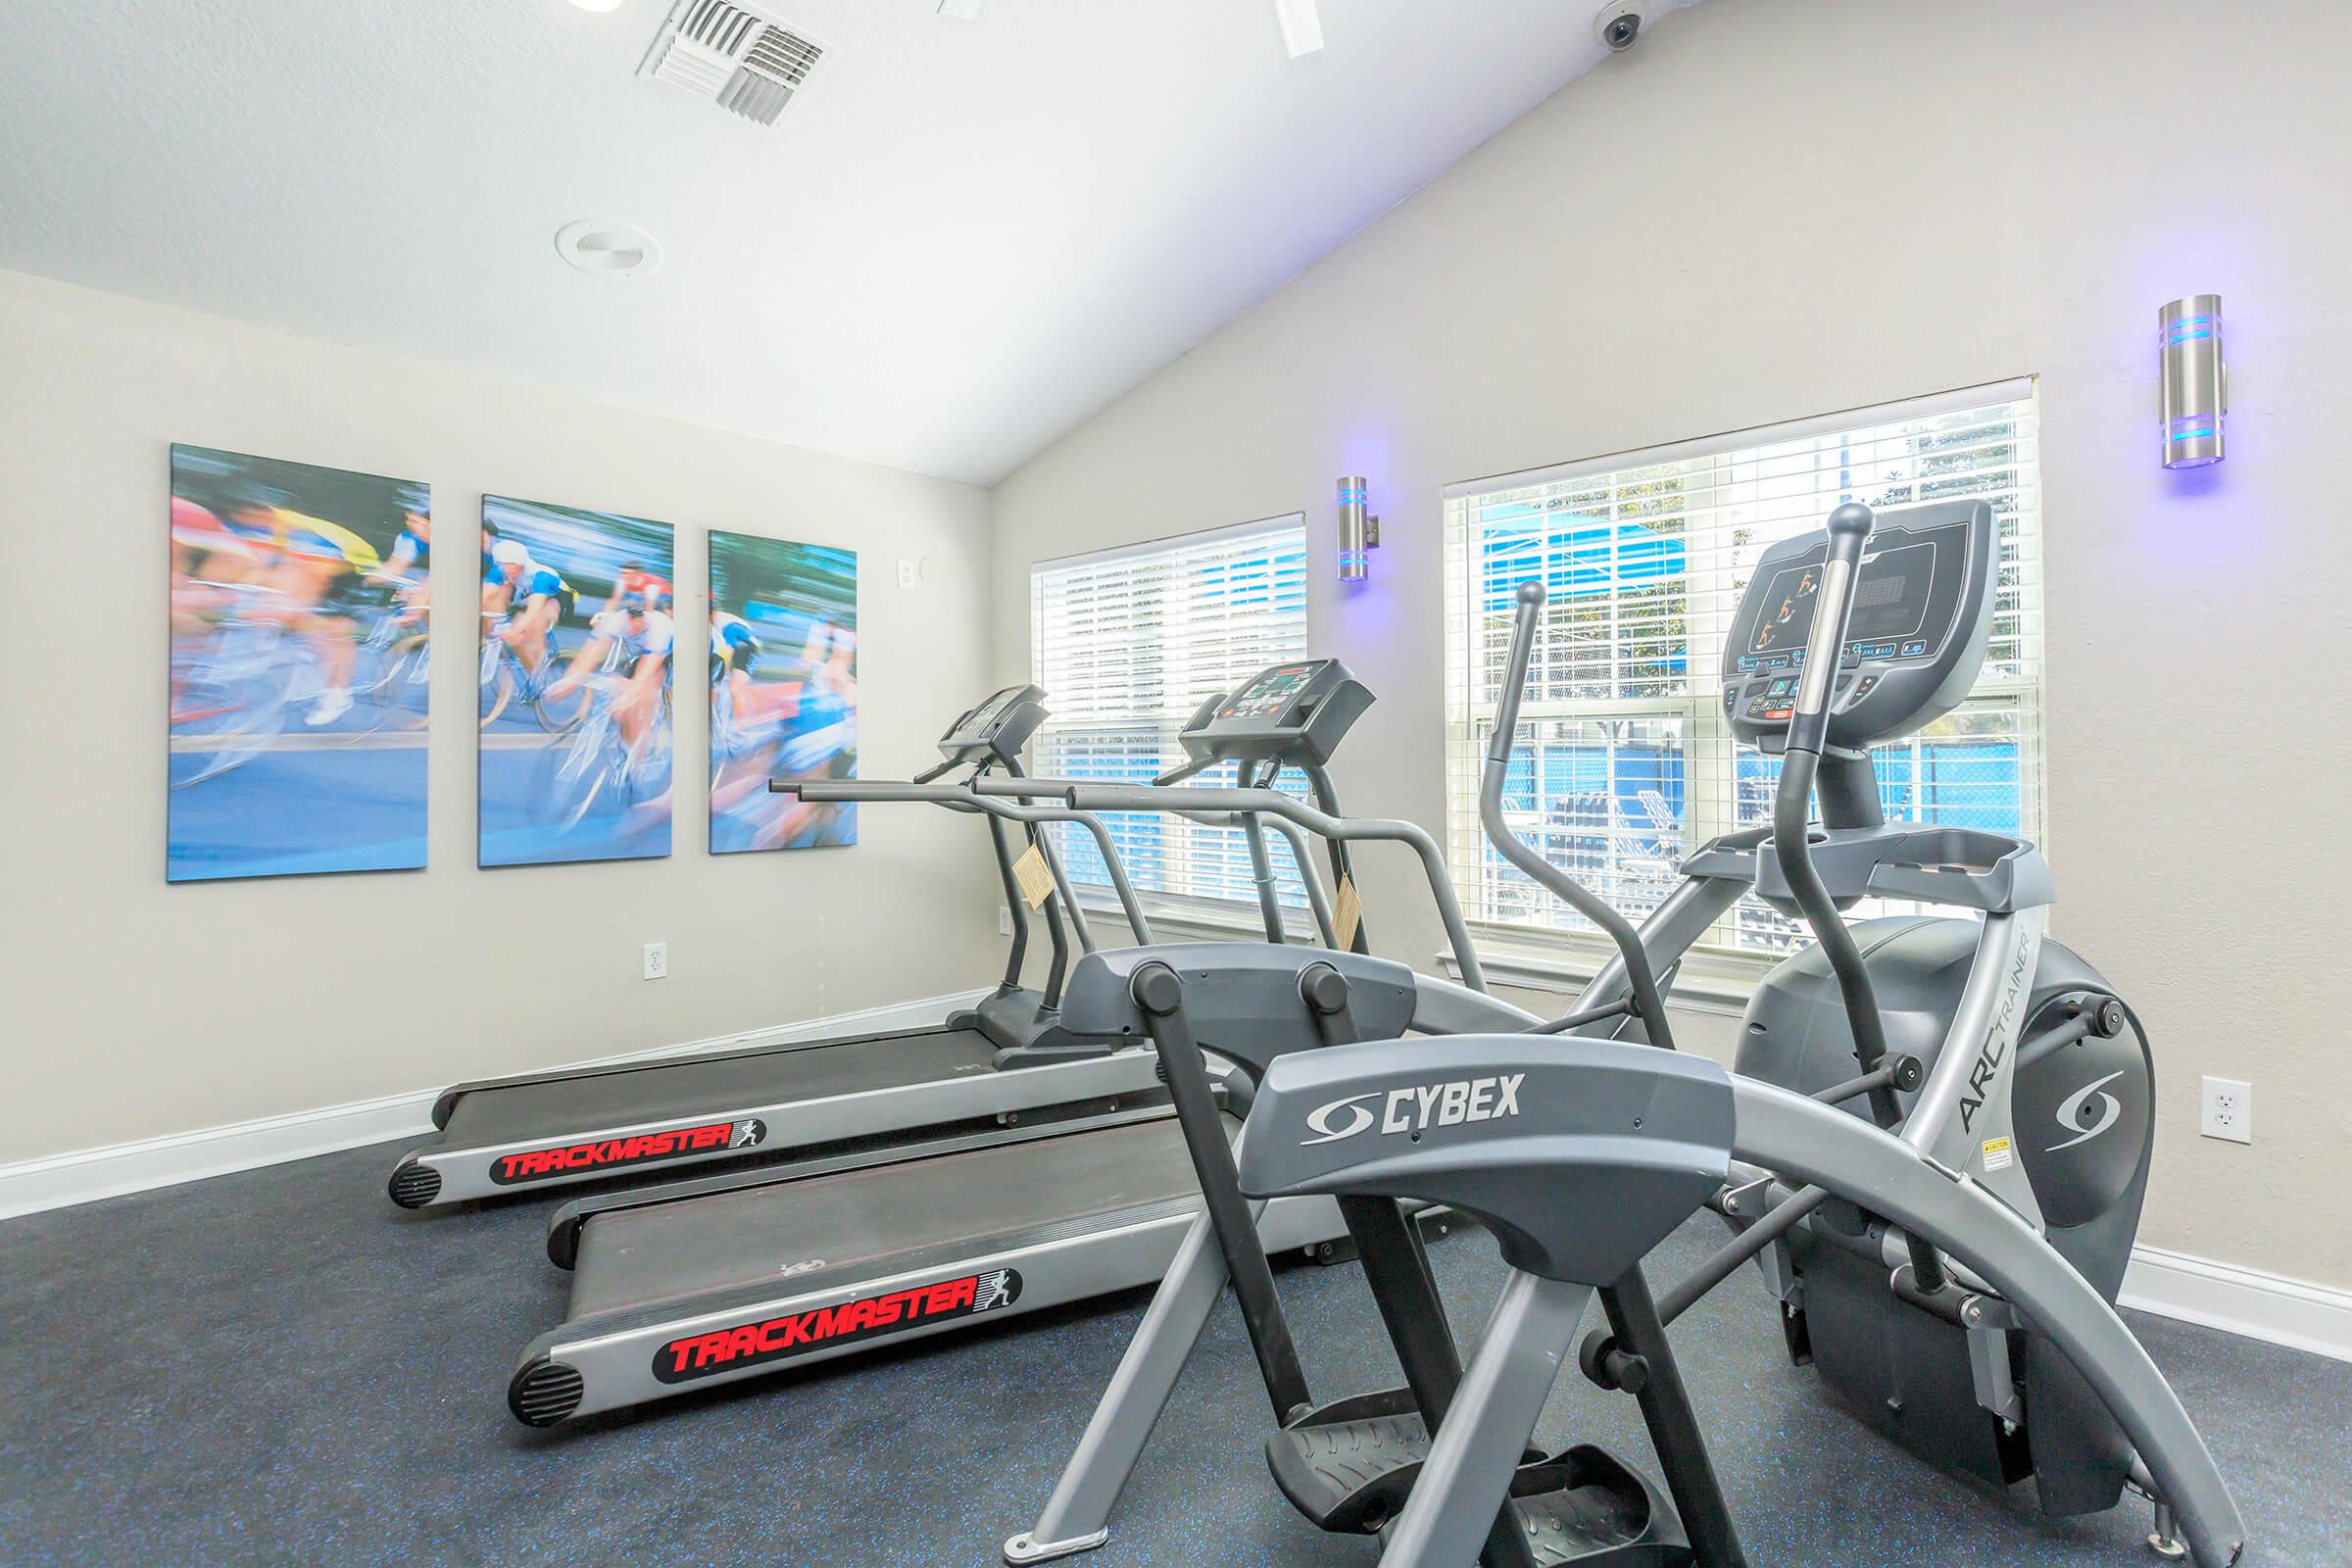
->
[970,777,1081,801]
[973,777,1340,947]
[1061,783,1484,994]
[775,777,1152,947]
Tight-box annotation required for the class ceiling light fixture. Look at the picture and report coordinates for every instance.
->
[1275,0,1324,59]
[936,0,985,18]
[555,220,663,280]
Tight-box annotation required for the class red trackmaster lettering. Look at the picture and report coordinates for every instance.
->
[654,1271,1020,1384]
[491,1121,737,1185]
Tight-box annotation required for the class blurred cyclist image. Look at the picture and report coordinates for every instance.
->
[708,531,858,854]
[167,446,428,881]
[477,495,676,867]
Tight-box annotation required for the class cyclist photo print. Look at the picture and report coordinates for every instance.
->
[167,445,432,882]
[478,495,676,868]
[708,530,858,855]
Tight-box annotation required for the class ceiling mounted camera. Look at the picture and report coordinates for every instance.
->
[1594,1,1648,52]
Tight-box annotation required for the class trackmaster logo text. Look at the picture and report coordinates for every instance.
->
[655,1270,1022,1383]
[490,1117,765,1185]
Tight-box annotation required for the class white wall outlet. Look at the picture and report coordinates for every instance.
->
[898,559,917,588]
[643,942,669,981]
[2199,1076,2252,1144]
[998,906,1013,936]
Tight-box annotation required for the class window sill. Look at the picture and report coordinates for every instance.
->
[1073,891,1318,946]
[1436,935,1767,1018]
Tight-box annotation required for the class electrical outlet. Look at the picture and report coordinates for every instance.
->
[643,942,668,981]
[898,559,917,588]
[998,906,1013,936]
[2199,1076,2251,1144]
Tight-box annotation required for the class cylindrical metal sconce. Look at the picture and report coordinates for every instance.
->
[2160,295,2227,469]
[1337,475,1379,581]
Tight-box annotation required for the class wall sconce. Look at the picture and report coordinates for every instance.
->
[1338,476,1380,581]
[2160,295,2227,468]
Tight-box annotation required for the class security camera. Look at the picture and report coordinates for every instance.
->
[1594,0,1648,51]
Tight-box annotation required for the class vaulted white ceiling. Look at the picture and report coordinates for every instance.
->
[0,0,1695,484]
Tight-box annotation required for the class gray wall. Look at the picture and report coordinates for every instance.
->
[989,0,2352,1286]
[0,270,1002,1162]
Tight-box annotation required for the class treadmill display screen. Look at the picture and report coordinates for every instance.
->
[1218,662,1321,721]
[957,687,1027,736]
[1746,532,1948,659]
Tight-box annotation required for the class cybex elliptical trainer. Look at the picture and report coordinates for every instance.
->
[1006,661,1737,1567]
[1228,499,2242,1566]
[1537,499,2171,1538]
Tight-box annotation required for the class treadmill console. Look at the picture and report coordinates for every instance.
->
[937,684,1048,767]
[1179,659,1372,770]
[1723,499,1994,753]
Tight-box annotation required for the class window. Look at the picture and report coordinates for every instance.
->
[1444,381,2044,968]
[1031,516,1311,916]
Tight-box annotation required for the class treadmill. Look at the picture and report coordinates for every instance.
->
[387,687,1156,1210]
[501,660,1386,1426]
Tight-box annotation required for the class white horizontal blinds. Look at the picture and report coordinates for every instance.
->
[1444,384,2044,957]
[1031,517,1310,908]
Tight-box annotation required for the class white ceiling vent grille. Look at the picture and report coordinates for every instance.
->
[640,0,826,126]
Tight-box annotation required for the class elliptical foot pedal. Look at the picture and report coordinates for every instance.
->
[1267,1387,1434,1532]
[1504,1446,1689,1566]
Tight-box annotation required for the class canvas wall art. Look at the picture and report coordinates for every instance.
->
[168,445,431,881]
[708,530,858,854]
[479,496,677,867]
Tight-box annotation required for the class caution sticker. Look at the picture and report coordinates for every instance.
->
[1333,874,1363,951]
[1011,842,1056,908]
[1981,1135,2015,1173]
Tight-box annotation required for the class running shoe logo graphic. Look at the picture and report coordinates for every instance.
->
[974,1270,1016,1312]
[733,1118,767,1149]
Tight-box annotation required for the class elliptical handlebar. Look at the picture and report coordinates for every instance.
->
[1478,579,1681,1052]
[1768,502,1946,1294]
[1765,503,1900,1125]
[1782,501,1875,756]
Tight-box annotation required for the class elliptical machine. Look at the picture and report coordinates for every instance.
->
[1004,658,1740,1568]
[1528,497,2168,1541]
[1221,499,2242,1568]
[1732,507,2158,1525]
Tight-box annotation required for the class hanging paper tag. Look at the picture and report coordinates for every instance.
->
[1333,874,1363,951]
[1012,844,1056,908]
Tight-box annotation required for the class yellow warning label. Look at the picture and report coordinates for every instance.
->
[1333,875,1363,951]
[1981,1135,2015,1173]
[1011,843,1056,908]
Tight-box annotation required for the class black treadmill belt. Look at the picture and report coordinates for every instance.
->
[442,1026,998,1146]
[567,1115,1226,1321]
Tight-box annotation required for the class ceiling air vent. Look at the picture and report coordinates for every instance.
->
[640,0,826,126]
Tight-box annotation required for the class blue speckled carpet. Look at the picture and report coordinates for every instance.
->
[0,1139,2342,1566]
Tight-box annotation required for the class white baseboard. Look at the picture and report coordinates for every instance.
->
[2121,1243,2352,1364]
[0,989,990,1222]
